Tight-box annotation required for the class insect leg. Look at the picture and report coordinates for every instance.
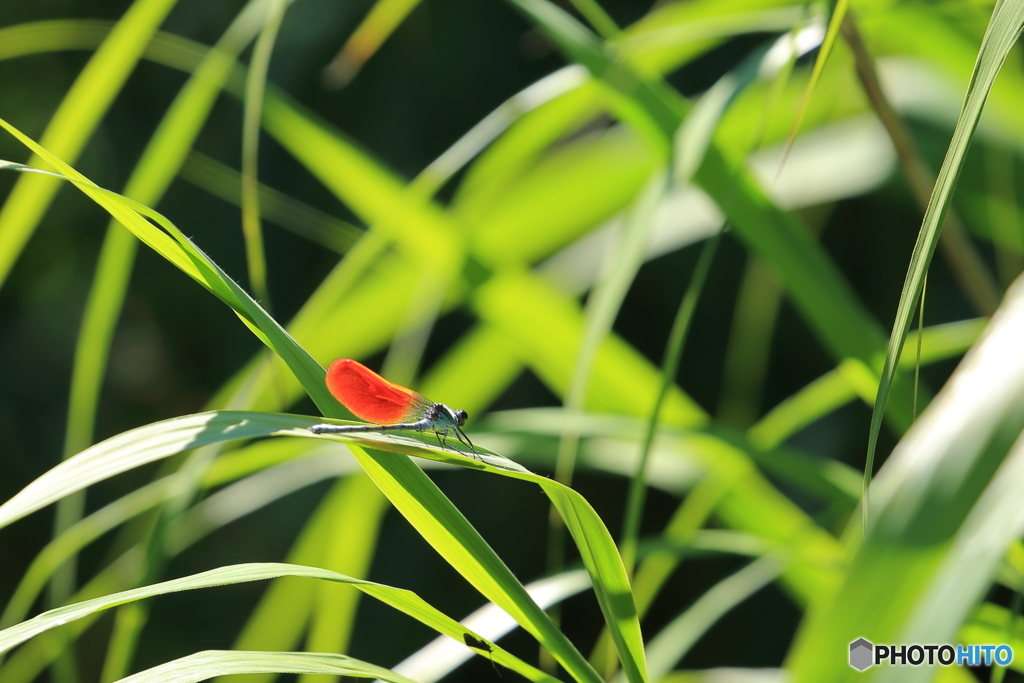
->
[454,426,477,456]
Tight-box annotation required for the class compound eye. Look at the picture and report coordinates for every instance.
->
[456,409,468,425]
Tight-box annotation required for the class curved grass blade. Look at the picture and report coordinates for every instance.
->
[55,0,272,631]
[0,478,177,630]
[0,563,545,682]
[553,167,667,485]
[0,136,337,417]
[113,651,415,683]
[388,570,590,683]
[240,0,287,309]
[749,317,988,450]
[863,0,1024,530]
[0,407,636,683]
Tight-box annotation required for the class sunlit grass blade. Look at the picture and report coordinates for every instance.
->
[240,0,287,310]
[0,412,310,532]
[0,563,545,682]
[0,405,638,683]
[391,570,589,683]
[620,233,719,576]
[219,476,351,683]
[862,0,1024,529]
[553,167,667,486]
[55,1,270,632]
[841,10,998,317]
[115,651,415,683]
[0,478,177,630]
[347,444,626,683]
[0,139,336,415]
[0,551,147,683]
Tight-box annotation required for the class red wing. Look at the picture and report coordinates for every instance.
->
[325,359,429,424]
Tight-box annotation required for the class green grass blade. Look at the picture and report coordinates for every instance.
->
[621,233,719,575]
[473,269,707,426]
[63,0,268,467]
[392,570,589,683]
[0,412,309,532]
[348,444,632,683]
[0,139,336,416]
[0,405,638,682]
[218,477,340,683]
[0,562,544,682]
[775,0,848,176]
[240,0,287,309]
[114,651,415,683]
[0,478,176,630]
[863,0,1024,529]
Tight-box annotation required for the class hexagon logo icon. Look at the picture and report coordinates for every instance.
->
[850,638,874,671]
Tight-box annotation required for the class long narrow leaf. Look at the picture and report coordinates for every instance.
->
[863,0,1024,527]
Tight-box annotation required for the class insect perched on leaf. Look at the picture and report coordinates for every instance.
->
[309,358,476,455]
